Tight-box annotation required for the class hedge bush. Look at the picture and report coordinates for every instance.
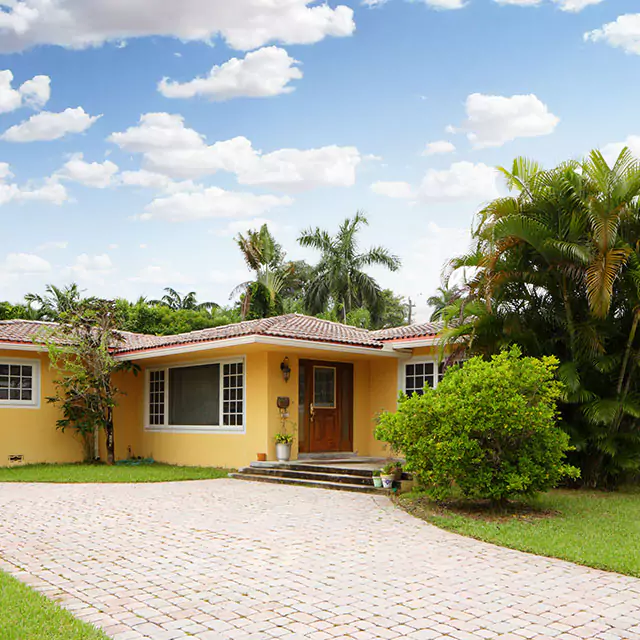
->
[376,347,579,503]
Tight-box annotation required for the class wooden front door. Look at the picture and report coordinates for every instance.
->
[299,360,353,453]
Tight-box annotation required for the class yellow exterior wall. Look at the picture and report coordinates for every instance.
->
[0,342,420,469]
[0,349,85,465]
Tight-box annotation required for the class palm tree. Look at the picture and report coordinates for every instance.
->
[441,148,640,487]
[150,288,217,312]
[427,283,464,321]
[25,283,88,321]
[232,224,292,319]
[298,212,401,322]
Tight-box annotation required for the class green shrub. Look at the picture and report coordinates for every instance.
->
[375,347,579,503]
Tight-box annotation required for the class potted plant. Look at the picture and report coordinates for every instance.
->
[372,469,383,488]
[274,432,294,462]
[256,453,267,462]
[380,463,395,489]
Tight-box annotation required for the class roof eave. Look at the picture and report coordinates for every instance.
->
[114,334,405,361]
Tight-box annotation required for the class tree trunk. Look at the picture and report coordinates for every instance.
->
[93,424,100,461]
[105,407,115,465]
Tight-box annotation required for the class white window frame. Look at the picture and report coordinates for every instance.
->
[398,357,456,397]
[144,357,246,434]
[0,357,41,409]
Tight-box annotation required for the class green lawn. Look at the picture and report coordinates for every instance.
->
[0,570,108,640]
[0,462,229,483]
[399,487,640,577]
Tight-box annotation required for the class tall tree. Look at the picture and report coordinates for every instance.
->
[298,212,401,322]
[442,148,640,487]
[45,299,136,464]
[427,283,464,322]
[232,224,297,319]
[150,287,217,312]
[25,283,87,321]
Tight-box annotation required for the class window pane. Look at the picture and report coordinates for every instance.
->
[222,362,244,429]
[314,367,336,408]
[148,370,166,426]
[169,364,220,426]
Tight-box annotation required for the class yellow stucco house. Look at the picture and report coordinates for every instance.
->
[0,314,445,469]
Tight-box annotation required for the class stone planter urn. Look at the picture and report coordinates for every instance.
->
[276,442,292,462]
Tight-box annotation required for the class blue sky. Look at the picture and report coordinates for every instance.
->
[0,0,638,319]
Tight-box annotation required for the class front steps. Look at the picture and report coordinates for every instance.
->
[229,460,389,493]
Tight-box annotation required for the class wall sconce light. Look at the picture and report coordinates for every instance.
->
[280,357,291,382]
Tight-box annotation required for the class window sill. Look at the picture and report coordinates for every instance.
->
[0,402,40,409]
[144,425,245,435]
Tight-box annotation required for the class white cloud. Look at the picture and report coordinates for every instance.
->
[141,187,293,222]
[119,169,201,194]
[213,217,279,237]
[0,0,355,52]
[362,0,389,6]
[35,240,68,251]
[554,0,603,11]
[0,70,50,113]
[110,115,363,191]
[130,265,189,285]
[72,253,113,272]
[0,163,68,206]
[422,140,456,156]
[4,252,51,274]
[372,162,499,203]
[401,222,471,322]
[57,153,118,188]
[159,47,302,101]
[585,14,640,55]
[460,93,559,148]
[493,0,541,5]
[370,181,414,199]
[419,162,499,202]
[17,74,50,108]
[602,135,640,166]
[2,107,100,142]
[494,0,601,8]
[420,0,466,8]
[107,112,203,152]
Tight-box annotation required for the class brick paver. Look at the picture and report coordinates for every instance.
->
[0,480,639,639]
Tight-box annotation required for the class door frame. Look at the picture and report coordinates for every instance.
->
[298,359,354,453]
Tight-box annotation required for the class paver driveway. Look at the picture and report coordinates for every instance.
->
[1,480,639,640]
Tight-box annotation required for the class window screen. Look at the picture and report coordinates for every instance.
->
[169,364,220,426]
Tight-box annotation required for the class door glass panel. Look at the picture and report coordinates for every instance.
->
[340,365,353,442]
[314,366,336,408]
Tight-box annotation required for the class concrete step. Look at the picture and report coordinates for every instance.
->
[237,466,375,486]
[248,461,375,477]
[228,472,388,494]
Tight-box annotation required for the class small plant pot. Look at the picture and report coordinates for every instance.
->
[256,453,267,462]
[276,443,292,462]
[381,474,395,489]
[372,476,383,488]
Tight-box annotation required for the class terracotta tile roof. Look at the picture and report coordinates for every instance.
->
[0,319,64,346]
[0,314,443,356]
[115,314,382,354]
[370,321,443,341]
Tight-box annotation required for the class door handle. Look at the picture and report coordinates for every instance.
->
[310,402,315,420]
